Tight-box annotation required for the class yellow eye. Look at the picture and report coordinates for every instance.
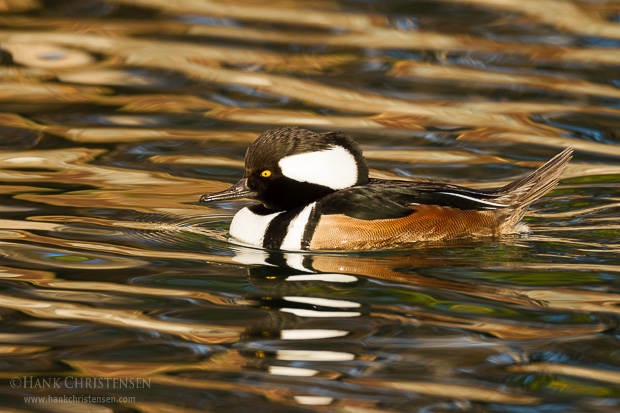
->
[261,170,271,178]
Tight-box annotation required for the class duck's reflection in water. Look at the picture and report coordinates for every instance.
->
[4,228,616,410]
[226,244,618,408]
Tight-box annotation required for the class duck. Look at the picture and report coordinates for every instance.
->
[200,126,572,251]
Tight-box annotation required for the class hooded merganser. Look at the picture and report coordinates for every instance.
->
[200,126,572,251]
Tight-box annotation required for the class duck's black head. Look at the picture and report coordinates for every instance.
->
[200,126,369,211]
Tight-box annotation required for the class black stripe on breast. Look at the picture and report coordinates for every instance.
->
[301,207,322,250]
[262,207,304,250]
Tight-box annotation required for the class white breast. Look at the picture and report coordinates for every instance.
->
[229,203,316,250]
[280,202,316,251]
[229,207,282,247]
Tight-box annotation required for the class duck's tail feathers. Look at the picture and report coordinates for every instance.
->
[495,147,573,230]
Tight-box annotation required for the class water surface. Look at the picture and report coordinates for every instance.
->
[1,0,620,411]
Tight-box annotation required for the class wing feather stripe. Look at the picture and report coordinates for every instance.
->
[437,192,508,208]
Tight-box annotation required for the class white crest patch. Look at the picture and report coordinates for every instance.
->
[280,202,316,251]
[278,145,357,190]
[229,207,282,247]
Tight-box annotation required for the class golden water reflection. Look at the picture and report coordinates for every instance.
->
[1,0,620,410]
